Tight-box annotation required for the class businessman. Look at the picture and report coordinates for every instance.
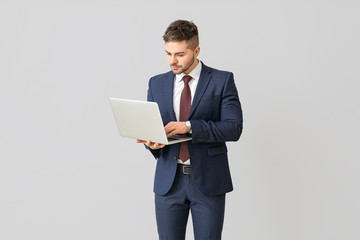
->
[137,20,243,240]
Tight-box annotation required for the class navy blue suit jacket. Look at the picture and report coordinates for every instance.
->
[147,63,243,196]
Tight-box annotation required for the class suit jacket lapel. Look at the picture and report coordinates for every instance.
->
[189,64,212,119]
[164,71,177,121]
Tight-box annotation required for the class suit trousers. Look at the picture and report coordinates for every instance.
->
[155,169,226,240]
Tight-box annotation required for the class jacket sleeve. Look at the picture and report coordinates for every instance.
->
[144,77,162,159]
[190,72,243,143]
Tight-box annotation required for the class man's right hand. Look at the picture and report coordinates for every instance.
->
[136,139,166,149]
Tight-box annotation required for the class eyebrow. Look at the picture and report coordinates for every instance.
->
[165,50,185,55]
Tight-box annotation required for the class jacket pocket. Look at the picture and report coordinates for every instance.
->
[208,145,228,156]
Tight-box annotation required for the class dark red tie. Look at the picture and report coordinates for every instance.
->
[179,75,192,162]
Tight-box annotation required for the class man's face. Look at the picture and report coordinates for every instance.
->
[165,40,200,75]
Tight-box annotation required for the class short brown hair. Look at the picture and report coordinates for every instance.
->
[163,20,199,50]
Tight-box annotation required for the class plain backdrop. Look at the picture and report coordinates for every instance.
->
[1,0,359,239]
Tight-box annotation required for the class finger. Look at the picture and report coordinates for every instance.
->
[165,122,177,132]
[166,129,175,135]
[166,129,174,136]
[167,130,178,138]
[136,139,146,143]
[164,125,174,134]
[153,143,166,148]
[158,144,166,148]
[166,124,180,134]
[143,140,152,147]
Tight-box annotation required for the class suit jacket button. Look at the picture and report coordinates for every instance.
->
[174,156,177,160]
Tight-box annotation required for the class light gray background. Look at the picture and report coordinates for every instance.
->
[1,0,359,239]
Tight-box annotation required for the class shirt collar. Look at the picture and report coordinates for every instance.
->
[175,60,202,83]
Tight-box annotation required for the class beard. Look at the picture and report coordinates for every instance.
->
[171,54,195,74]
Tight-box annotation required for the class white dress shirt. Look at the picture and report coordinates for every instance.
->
[173,60,202,165]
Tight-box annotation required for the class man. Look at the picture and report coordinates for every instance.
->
[137,20,243,240]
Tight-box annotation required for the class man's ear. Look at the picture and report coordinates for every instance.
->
[194,46,200,57]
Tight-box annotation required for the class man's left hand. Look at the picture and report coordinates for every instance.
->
[165,121,188,138]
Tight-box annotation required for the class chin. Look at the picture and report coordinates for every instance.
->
[172,69,183,74]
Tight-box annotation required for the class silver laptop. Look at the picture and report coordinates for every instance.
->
[109,98,192,145]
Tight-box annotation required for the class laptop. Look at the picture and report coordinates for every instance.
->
[109,98,192,145]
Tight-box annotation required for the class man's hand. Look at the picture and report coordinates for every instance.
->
[165,121,188,138]
[136,139,166,149]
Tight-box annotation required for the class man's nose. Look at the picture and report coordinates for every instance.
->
[170,56,177,64]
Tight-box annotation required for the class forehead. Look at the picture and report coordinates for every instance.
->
[165,40,189,53]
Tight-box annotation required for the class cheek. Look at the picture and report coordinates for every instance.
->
[180,56,190,66]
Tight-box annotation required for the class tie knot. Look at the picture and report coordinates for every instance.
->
[182,75,192,84]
